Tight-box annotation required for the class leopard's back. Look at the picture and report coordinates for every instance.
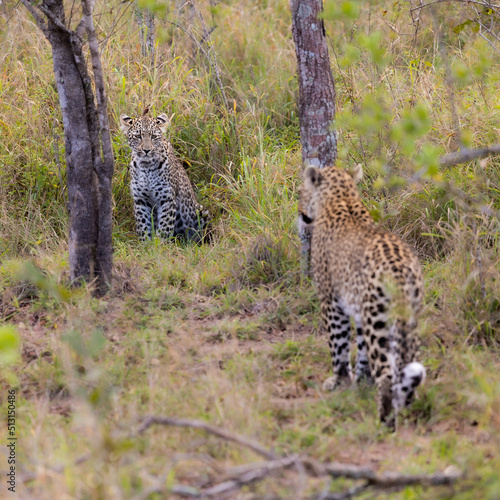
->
[299,165,425,429]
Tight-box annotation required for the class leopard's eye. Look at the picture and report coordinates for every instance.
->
[300,212,314,224]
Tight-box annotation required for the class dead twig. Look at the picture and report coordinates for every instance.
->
[17,415,461,499]
[410,0,500,12]
[137,415,278,460]
[439,144,500,168]
[136,416,462,499]
[137,456,460,499]
[19,0,48,33]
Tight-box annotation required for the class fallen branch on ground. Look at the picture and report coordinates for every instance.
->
[137,415,278,460]
[440,144,500,168]
[136,415,462,499]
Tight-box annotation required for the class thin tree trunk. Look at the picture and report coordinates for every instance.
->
[143,10,155,61]
[291,0,337,167]
[82,0,114,290]
[43,0,98,285]
[21,0,114,293]
[135,4,156,67]
[290,0,337,273]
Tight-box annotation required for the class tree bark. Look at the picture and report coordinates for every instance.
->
[290,0,337,273]
[291,0,337,168]
[135,5,156,67]
[82,0,114,289]
[21,0,114,293]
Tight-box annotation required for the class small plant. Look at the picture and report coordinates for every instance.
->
[235,232,298,287]
[0,325,20,384]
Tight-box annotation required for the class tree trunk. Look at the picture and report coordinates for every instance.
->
[290,0,337,273]
[82,0,114,289]
[135,5,156,67]
[21,0,114,293]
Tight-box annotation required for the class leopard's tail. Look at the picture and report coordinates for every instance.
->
[394,362,426,411]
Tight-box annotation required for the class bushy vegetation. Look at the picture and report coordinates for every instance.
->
[1,0,500,498]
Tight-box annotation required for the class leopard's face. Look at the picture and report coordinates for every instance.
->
[120,114,169,158]
[298,164,363,231]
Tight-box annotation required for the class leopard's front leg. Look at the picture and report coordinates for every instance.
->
[133,197,153,241]
[322,297,354,391]
[157,188,177,240]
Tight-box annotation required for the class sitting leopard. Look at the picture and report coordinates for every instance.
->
[299,164,425,429]
[120,113,209,242]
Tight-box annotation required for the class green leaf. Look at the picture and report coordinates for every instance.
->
[137,0,156,9]
[62,329,106,359]
[340,44,361,67]
[358,32,387,66]
[6,261,71,302]
[0,325,20,367]
[339,1,360,19]
[414,144,443,180]
[369,200,385,222]
[452,60,470,86]
[62,330,88,357]
[337,94,391,136]
[322,1,360,21]
[391,102,431,154]
[88,330,106,358]
[453,19,472,34]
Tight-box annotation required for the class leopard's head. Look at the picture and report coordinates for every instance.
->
[298,164,363,229]
[120,114,169,158]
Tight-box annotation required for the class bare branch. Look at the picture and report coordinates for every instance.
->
[202,456,298,497]
[137,416,279,460]
[440,144,500,168]
[410,0,500,12]
[132,455,460,499]
[20,415,460,500]
[136,416,461,499]
[478,30,500,56]
[19,0,47,33]
[0,1,23,33]
[97,1,135,51]
[191,1,228,110]
[319,460,460,488]
[81,0,114,289]
[81,0,114,174]
[37,2,73,34]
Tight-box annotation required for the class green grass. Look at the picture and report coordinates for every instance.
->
[1,0,500,498]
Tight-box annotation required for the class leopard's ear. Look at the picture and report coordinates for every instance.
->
[155,113,170,131]
[120,115,135,133]
[304,165,323,189]
[347,163,363,184]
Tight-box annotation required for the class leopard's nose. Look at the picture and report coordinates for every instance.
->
[143,148,151,155]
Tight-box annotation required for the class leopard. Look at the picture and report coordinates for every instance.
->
[298,164,425,429]
[120,113,209,243]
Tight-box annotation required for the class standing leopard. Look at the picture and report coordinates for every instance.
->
[298,164,425,429]
[120,113,209,242]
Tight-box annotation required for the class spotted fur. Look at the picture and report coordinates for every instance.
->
[120,113,209,242]
[299,165,425,429]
